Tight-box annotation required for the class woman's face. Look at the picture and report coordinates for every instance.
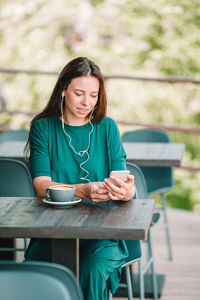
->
[63,75,99,125]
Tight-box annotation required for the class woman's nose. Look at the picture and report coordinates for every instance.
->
[82,95,89,105]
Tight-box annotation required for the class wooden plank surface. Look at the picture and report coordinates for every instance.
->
[114,208,200,300]
[0,141,25,157]
[124,142,185,166]
[0,197,154,240]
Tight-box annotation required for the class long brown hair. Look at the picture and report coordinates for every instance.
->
[25,57,107,156]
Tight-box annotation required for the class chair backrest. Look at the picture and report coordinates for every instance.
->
[0,158,36,197]
[126,162,148,199]
[0,260,83,300]
[123,163,148,264]
[126,162,160,224]
[0,129,29,142]
[122,129,174,194]
[122,128,171,143]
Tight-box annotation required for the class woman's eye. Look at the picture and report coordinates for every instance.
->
[75,93,82,97]
[91,94,98,98]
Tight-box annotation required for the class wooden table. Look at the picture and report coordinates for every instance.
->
[0,197,154,276]
[123,142,185,166]
[0,141,26,159]
[0,141,185,167]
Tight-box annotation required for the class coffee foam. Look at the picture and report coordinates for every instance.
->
[50,185,74,190]
[53,187,72,190]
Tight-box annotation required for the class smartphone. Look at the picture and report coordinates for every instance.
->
[110,170,130,182]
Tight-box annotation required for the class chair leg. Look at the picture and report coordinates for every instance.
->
[125,265,133,300]
[161,193,173,261]
[24,238,28,250]
[145,238,151,274]
[138,259,144,300]
[147,231,158,300]
[107,289,112,300]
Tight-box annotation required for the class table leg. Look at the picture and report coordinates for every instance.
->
[51,238,79,278]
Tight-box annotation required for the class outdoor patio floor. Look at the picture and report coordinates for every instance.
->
[114,208,200,300]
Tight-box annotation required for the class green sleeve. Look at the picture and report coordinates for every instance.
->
[30,119,51,179]
[108,119,127,171]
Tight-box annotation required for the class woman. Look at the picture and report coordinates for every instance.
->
[25,57,135,300]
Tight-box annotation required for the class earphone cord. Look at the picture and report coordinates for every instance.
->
[61,95,94,183]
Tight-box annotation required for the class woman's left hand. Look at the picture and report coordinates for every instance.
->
[104,174,135,201]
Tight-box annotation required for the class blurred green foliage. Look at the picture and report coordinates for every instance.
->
[168,177,195,211]
[0,0,200,212]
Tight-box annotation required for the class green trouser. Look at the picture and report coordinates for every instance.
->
[25,238,128,300]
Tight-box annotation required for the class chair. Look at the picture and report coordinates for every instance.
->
[122,129,174,260]
[0,260,83,300]
[0,158,36,256]
[109,163,158,300]
[110,240,142,300]
[0,129,29,142]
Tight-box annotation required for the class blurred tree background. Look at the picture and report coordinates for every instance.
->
[0,0,200,211]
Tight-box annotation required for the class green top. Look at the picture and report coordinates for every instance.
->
[30,116,127,183]
[29,116,129,299]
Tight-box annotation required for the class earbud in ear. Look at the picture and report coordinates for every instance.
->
[62,92,65,97]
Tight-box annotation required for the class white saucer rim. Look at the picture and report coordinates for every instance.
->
[42,197,82,205]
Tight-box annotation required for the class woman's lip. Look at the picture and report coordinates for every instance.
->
[77,108,90,113]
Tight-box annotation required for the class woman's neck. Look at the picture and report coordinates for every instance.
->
[61,114,89,126]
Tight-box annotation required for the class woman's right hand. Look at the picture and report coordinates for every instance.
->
[86,182,110,203]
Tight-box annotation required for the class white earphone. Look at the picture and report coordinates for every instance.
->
[61,93,94,183]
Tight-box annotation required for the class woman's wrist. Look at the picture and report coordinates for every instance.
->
[74,183,90,199]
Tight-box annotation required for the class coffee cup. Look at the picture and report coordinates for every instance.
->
[45,185,76,202]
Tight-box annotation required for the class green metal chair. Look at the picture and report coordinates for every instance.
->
[122,129,174,260]
[111,240,142,300]
[109,163,158,300]
[0,158,36,255]
[0,260,83,300]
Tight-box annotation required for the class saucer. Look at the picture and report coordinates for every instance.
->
[42,197,82,208]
